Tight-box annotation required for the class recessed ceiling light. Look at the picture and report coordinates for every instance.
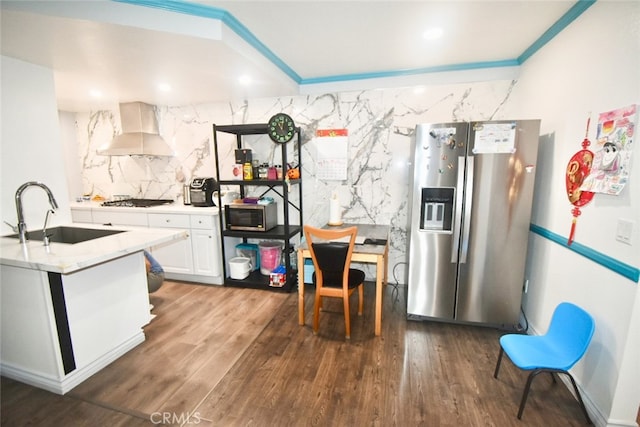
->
[238,75,251,85]
[158,83,172,92]
[423,27,443,41]
[89,89,102,98]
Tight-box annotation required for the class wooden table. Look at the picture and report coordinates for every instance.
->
[297,223,390,336]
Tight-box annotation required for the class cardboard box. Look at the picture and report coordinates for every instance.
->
[235,148,252,164]
[269,265,286,287]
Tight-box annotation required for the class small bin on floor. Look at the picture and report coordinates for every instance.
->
[304,258,314,284]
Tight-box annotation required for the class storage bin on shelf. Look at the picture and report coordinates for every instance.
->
[236,243,259,271]
[228,257,252,280]
[259,241,282,275]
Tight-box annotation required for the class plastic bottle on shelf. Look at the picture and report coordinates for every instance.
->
[258,163,268,179]
[243,162,253,180]
[282,246,297,270]
[252,159,260,179]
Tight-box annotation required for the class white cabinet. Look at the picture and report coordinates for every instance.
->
[191,229,215,275]
[190,214,220,277]
[70,205,222,285]
[148,213,193,276]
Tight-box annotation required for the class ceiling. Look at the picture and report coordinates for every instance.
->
[0,0,595,112]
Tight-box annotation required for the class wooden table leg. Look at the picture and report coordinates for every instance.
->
[375,254,384,336]
[383,244,389,286]
[298,249,305,325]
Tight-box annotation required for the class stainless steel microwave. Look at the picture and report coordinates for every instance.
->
[225,203,277,232]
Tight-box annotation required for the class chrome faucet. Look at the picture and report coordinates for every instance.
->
[42,209,55,247]
[15,181,59,243]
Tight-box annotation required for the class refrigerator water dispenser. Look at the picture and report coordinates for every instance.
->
[420,187,454,231]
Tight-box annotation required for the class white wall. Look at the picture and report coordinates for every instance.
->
[506,2,639,425]
[1,56,71,234]
[59,111,83,201]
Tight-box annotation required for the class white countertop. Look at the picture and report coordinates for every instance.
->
[0,223,188,274]
[70,201,220,215]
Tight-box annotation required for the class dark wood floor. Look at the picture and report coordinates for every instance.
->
[2,280,594,426]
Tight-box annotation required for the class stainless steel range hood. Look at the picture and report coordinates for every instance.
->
[98,102,173,156]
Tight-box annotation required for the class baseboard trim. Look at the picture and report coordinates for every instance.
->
[555,373,606,427]
[164,272,223,285]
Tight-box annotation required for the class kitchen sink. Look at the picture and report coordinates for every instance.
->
[4,226,125,244]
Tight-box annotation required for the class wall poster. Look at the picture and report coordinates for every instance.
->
[580,104,638,195]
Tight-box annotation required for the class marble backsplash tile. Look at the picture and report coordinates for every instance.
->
[74,81,517,283]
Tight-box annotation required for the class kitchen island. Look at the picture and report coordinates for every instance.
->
[0,224,187,394]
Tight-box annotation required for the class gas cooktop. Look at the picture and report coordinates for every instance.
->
[101,199,174,208]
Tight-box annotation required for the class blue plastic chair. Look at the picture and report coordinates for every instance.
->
[493,302,595,423]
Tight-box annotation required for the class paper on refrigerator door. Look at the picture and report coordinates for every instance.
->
[315,129,348,180]
[472,122,516,154]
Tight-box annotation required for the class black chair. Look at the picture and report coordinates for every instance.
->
[303,225,365,339]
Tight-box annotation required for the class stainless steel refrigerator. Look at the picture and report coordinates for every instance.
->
[406,120,540,329]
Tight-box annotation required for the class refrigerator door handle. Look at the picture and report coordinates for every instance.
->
[460,156,474,264]
[451,156,465,263]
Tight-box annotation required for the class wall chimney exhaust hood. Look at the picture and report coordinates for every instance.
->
[98,102,173,156]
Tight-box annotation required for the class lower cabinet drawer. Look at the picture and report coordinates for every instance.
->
[71,209,92,223]
[190,214,215,229]
[91,210,148,227]
[148,213,190,229]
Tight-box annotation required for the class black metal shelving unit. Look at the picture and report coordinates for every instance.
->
[213,123,303,292]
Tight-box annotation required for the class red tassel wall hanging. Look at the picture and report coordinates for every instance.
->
[565,117,595,245]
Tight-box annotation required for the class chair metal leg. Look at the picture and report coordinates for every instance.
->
[494,347,504,378]
[517,369,592,424]
[565,373,593,425]
[518,369,544,419]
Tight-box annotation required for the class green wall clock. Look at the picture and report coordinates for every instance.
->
[268,113,295,143]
